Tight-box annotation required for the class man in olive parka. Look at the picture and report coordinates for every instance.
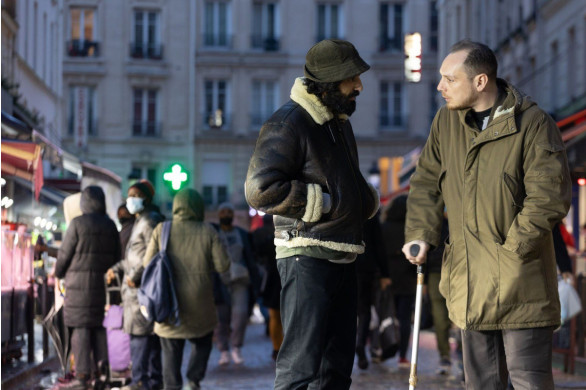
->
[143,188,230,390]
[402,40,571,389]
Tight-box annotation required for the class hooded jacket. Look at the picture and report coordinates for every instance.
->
[55,186,121,327]
[405,80,571,330]
[143,189,230,339]
[245,78,379,254]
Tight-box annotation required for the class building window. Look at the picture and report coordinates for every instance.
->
[202,160,230,209]
[129,166,158,194]
[380,81,404,129]
[379,2,403,52]
[204,1,231,47]
[251,80,277,128]
[133,88,159,136]
[131,10,163,59]
[317,3,342,41]
[251,2,279,51]
[204,80,230,129]
[67,7,99,57]
[68,86,97,148]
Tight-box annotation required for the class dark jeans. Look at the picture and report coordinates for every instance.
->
[461,327,555,390]
[356,273,376,349]
[395,294,415,359]
[275,256,357,390]
[130,334,162,388]
[160,332,213,390]
[70,327,108,377]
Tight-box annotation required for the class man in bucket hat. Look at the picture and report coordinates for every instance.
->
[245,40,379,390]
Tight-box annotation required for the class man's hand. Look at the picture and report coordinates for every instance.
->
[127,277,136,288]
[380,277,392,290]
[402,240,430,265]
[106,269,115,285]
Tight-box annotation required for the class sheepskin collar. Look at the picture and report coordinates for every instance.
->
[290,77,348,125]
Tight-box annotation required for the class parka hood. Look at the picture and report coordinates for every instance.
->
[172,188,204,221]
[80,186,106,215]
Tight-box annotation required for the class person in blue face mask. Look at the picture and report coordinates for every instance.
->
[107,179,165,390]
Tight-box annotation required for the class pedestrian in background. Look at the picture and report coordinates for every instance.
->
[245,39,379,390]
[118,203,136,259]
[381,194,415,368]
[212,202,260,366]
[403,39,571,389]
[252,213,283,361]
[107,179,164,390]
[355,211,391,370]
[55,186,120,389]
[143,188,230,390]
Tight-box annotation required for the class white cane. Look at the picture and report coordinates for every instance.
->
[408,244,423,390]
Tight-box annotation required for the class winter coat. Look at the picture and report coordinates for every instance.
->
[112,204,164,336]
[55,186,120,328]
[405,80,571,330]
[381,195,416,296]
[252,219,281,309]
[143,189,230,339]
[245,77,379,254]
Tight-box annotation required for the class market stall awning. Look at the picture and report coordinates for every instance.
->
[1,140,43,200]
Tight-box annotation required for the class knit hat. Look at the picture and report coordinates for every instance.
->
[304,39,370,83]
[129,179,155,202]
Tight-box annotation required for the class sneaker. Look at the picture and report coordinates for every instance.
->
[370,348,382,364]
[231,348,244,364]
[218,351,230,365]
[121,381,147,390]
[355,346,369,370]
[436,356,451,375]
[398,357,410,368]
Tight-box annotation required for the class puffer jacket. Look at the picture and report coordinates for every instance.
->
[245,77,379,254]
[405,79,571,330]
[143,189,231,339]
[113,204,164,335]
[55,186,121,327]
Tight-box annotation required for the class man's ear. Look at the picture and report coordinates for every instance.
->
[474,73,488,92]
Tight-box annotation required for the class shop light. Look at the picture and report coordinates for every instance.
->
[1,196,14,208]
[579,178,586,186]
[40,219,47,228]
[34,217,42,226]
[1,178,6,186]
[52,225,57,231]
[46,222,53,230]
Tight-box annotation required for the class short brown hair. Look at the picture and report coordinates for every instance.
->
[450,39,498,80]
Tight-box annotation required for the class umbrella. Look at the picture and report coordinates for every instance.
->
[41,279,70,375]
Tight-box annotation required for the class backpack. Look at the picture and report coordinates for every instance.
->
[137,221,180,325]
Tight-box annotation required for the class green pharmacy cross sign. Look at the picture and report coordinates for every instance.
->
[164,164,188,191]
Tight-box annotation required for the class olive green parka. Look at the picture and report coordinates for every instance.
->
[143,189,230,338]
[405,80,571,330]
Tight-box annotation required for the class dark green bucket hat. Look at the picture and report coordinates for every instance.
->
[304,39,370,83]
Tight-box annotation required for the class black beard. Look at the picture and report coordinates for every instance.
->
[320,90,359,116]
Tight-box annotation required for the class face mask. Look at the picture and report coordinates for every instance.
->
[219,217,233,226]
[126,197,144,215]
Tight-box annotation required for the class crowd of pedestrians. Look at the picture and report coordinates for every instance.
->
[52,37,577,390]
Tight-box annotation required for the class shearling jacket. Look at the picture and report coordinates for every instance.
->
[405,79,571,330]
[56,186,120,328]
[245,77,379,255]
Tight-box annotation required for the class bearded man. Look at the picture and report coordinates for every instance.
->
[245,39,379,390]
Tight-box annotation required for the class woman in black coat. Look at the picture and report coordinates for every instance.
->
[55,186,121,389]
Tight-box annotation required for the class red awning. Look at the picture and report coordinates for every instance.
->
[1,140,43,200]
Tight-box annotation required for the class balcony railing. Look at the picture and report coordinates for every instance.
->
[379,36,403,53]
[379,114,406,129]
[67,39,100,57]
[132,120,161,137]
[251,35,280,51]
[202,33,233,48]
[129,42,164,60]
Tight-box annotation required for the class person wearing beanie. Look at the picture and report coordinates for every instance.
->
[107,179,165,390]
[245,39,379,389]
